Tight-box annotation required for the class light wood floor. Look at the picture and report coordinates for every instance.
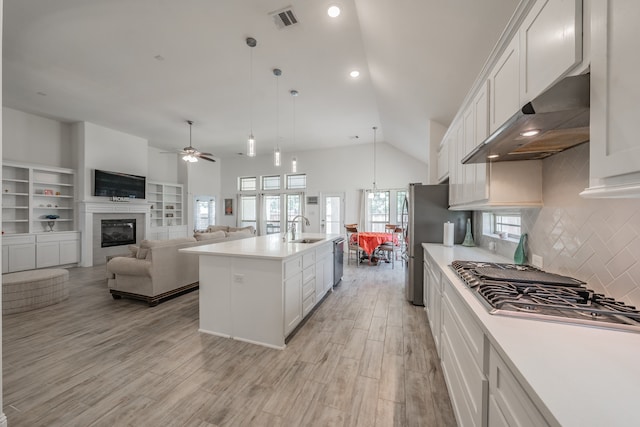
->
[2,260,456,426]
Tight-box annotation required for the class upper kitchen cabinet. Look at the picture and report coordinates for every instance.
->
[490,37,520,134]
[581,0,640,198]
[519,0,583,104]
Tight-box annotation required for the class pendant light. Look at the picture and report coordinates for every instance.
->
[368,126,378,199]
[290,89,299,173]
[246,37,257,157]
[273,68,282,167]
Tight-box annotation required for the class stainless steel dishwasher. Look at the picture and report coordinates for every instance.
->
[333,238,344,286]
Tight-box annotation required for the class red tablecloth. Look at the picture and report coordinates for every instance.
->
[350,232,398,255]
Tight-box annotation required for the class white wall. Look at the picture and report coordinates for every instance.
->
[220,142,428,232]
[147,146,179,183]
[2,107,72,168]
[183,158,221,232]
[72,121,148,201]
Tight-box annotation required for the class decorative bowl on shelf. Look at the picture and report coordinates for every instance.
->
[45,214,60,220]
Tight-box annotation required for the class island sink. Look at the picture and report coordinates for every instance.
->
[288,238,324,244]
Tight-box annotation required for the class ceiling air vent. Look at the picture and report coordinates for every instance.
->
[270,6,299,29]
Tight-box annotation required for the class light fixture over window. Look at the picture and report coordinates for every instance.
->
[246,37,257,157]
[327,5,341,17]
[273,68,282,167]
[350,70,360,78]
[290,89,299,173]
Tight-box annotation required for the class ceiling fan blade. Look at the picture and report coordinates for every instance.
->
[197,155,216,162]
[159,150,182,154]
[198,152,214,156]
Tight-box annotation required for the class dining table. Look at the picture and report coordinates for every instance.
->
[350,231,399,262]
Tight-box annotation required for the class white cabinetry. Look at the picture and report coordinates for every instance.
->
[581,0,640,198]
[284,256,303,335]
[437,141,449,183]
[302,251,316,318]
[489,345,550,427]
[490,36,520,134]
[423,252,442,355]
[2,235,36,273]
[519,0,583,104]
[2,162,76,235]
[440,279,488,427]
[36,232,80,268]
[315,242,334,302]
[147,181,187,238]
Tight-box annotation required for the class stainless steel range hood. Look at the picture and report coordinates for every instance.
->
[462,73,590,164]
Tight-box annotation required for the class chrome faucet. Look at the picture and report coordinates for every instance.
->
[286,215,310,241]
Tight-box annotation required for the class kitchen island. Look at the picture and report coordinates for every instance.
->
[180,233,341,349]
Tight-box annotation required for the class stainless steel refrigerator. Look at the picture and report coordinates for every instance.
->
[402,184,470,305]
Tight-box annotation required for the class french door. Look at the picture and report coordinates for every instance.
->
[320,193,344,235]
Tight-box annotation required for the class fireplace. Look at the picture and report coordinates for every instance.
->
[101,219,136,248]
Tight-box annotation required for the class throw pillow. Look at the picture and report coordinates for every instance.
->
[136,247,149,259]
[127,245,139,258]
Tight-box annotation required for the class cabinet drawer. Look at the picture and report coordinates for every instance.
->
[302,278,315,300]
[303,293,316,316]
[36,231,79,243]
[302,251,315,269]
[442,283,485,368]
[284,256,302,279]
[302,265,316,284]
[2,234,36,246]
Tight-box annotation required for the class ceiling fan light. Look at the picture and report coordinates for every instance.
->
[183,154,198,162]
[247,134,256,157]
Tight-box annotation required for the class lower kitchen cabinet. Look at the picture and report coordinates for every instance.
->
[423,252,442,355]
[2,236,36,273]
[441,279,488,427]
[284,256,303,336]
[489,345,550,427]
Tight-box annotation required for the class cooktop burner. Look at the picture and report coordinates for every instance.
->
[451,260,640,332]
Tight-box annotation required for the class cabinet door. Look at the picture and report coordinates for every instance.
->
[59,240,80,264]
[519,0,582,103]
[586,0,640,193]
[473,81,489,202]
[284,272,302,335]
[9,243,36,272]
[37,241,60,268]
[437,142,449,183]
[489,345,550,427]
[462,104,475,205]
[490,36,520,133]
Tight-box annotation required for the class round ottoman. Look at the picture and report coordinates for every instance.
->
[2,268,69,314]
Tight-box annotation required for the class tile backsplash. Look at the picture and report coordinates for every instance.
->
[475,144,640,307]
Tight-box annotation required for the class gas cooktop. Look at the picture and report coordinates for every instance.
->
[451,260,640,333]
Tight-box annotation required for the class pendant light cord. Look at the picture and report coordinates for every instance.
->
[373,126,377,191]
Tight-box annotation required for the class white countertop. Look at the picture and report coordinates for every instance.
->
[180,233,342,260]
[423,243,640,427]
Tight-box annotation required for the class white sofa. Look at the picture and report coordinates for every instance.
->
[106,226,255,306]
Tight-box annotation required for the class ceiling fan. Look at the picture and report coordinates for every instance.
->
[164,120,216,162]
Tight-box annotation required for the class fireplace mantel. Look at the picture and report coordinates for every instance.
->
[79,201,150,267]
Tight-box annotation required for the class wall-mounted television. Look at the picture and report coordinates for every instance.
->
[94,169,146,199]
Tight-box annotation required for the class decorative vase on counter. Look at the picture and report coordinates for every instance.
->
[514,233,528,265]
[461,218,475,247]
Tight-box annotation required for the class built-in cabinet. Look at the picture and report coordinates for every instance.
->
[2,161,80,272]
[285,241,336,335]
[146,180,188,239]
[444,0,585,209]
[581,0,640,198]
[424,248,554,427]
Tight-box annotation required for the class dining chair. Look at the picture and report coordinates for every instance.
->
[345,224,363,266]
[378,224,398,268]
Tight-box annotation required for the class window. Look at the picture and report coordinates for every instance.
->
[367,190,390,232]
[286,193,303,236]
[286,173,307,190]
[264,194,281,234]
[238,195,257,229]
[262,175,281,191]
[194,196,215,231]
[483,212,522,239]
[397,190,407,227]
[239,176,257,192]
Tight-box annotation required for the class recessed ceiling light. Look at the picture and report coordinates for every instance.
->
[327,5,341,18]
[154,54,165,61]
[350,70,360,78]
[520,129,540,137]
[36,91,47,96]
[487,154,500,159]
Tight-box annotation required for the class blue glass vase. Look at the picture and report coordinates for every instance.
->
[514,233,528,265]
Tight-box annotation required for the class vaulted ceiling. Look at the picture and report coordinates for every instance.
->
[3,0,519,164]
